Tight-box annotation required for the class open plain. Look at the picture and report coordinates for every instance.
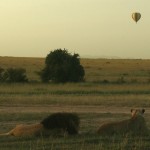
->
[0,57,150,149]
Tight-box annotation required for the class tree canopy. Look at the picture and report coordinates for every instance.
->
[40,49,85,83]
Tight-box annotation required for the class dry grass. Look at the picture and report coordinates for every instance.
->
[0,56,44,81]
[81,58,150,82]
[1,56,150,82]
[1,57,150,149]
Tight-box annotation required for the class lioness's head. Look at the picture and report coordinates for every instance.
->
[131,109,145,117]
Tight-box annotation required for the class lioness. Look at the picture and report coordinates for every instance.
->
[0,123,44,136]
[97,109,148,136]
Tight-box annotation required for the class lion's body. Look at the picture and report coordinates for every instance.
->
[0,123,43,136]
[97,109,148,135]
[0,112,80,137]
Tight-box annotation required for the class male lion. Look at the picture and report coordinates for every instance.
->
[0,112,80,137]
[97,109,148,136]
[40,112,80,135]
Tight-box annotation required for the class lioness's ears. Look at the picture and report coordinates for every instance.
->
[142,109,145,113]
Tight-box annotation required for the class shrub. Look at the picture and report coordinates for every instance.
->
[4,68,28,83]
[116,76,126,84]
[39,49,85,83]
[0,67,5,82]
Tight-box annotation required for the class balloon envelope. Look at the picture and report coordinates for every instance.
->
[132,12,141,23]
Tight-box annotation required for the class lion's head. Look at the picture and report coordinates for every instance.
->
[131,108,145,118]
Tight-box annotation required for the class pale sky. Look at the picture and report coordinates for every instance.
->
[0,0,150,59]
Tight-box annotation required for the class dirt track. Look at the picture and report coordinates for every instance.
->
[0,105,150,114]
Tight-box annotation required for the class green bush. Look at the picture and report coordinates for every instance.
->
[0,67,5,82]
[3,68,28,83]
[39,49,85,83]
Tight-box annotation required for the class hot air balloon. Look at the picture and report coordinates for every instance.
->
[132,12,141,23]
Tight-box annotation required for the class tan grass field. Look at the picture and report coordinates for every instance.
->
[0,57,150,149]
[1,56,150,82]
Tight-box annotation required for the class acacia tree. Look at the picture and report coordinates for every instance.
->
[40,49,85,83]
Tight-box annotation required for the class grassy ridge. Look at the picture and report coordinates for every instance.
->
[1,57,150,82]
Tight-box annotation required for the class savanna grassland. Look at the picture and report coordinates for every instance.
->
[1,57,150,149]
